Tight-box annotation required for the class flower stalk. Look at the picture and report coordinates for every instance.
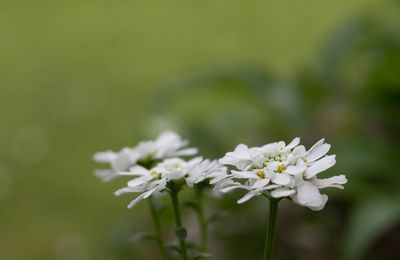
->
[169,186,189,260]
[196,188,208,253]
[263,198,279,260]
[148,197,168,260]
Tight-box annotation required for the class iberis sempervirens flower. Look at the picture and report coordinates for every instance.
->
[93,130,198,182]
[212,138,347,210]
[115,157,227,207]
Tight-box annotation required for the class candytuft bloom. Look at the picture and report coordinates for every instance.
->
[212,138,347,210]
[93,130,198,182]
[115,157,227,207]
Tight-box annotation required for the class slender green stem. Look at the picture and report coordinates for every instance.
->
[263,198,279,260]
[170,190,189,260]
[148,197,168,260]
[196,188,208,253]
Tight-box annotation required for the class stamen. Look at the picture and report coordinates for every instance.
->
[277,164,287,173]
[256,170,265,179]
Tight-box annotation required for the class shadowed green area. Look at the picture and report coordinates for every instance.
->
[0,1,399,259]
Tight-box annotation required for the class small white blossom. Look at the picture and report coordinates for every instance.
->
[213,138,347,210]
[115,157,227,208]
[93,130,198,182]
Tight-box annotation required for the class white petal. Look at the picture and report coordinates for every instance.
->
[127,193,148,208]
[210,174,229,184]
[93,151,117,163]
[232,170,257,179]
[164,171,186,180]
[288,173,304,188]
[237,192,257,204]
[153,131,185,157]
[308,138,325,153]
[219,157,251,171]
[221,185,243,193]
[218,156,235,165]
[314,175,347,189]
[266,161,281,171]
[188,156,203,164]
[111,150,139,171]
[143,187,158,199]
[305,155,336,179]
[134,140,154,154]
[261,184,280,190]
[285,137,300,151]
[126,165,150,176]
[235,144,249,153]
[307,143,331,162]
[271,188,296,198]
[234,160,252,171]
[127,178,148,188]
[271,173,291,185]
[94,169,118,182]
[285,165,306,176]
[252,178,270,189]
[308,194,328,211]
[170,148,198,157]
[292,145,306,157]
[251,153,266,168]
[114,186,143,196]
[295,181,324,208]
[154,178,167,190]
[277,141,285,149]
[206,168,228,180]
[126,187,159,208]
[185,177,196,188]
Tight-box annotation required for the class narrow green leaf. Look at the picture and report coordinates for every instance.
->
[165,241,182,255]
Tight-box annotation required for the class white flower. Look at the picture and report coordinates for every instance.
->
[186,159,227,188]
[115,157,227,207]
[219,144,255,170]
[93,130,198,182]
[114,165,168,208]
[213,138,347,210]
[93,148,140,181]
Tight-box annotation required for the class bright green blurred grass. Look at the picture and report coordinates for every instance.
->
[0,1,387,259]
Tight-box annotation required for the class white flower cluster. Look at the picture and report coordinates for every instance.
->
[115,157,226,208]
[93,131,226,207]
[94,132,346,211]
[93,131,198,182]
[212,138,347,210]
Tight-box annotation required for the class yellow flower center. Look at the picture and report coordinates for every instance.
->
[150,170,158,177]
[256,170,265,179]
[277,164,287,173]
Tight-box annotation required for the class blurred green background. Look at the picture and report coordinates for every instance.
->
[1,0,399,259]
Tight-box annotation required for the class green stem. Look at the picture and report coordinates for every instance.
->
[196,188,208,253]
[148,197,168,260]
[170,190,189,260]
[263,198,279,260]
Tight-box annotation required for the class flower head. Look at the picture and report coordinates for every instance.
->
[93,130,198,182]
[213,138,347,210]
[115,157,227,207]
